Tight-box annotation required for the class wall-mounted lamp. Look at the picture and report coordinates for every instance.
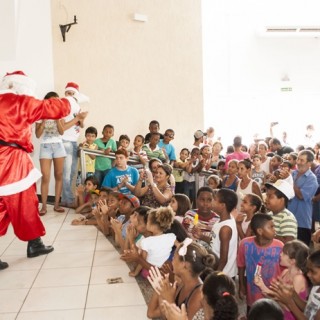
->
[60,15,77,42]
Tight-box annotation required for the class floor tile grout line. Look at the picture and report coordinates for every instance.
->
[15,208,73,316]
[81,219,99,320]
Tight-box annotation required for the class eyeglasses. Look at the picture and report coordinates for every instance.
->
[165,134,174,139]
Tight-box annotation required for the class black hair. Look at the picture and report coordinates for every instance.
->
[148,158,162,171]
[265,184,289,207]
[241,145,248,152]
[150,132,161,138]
[165,220,188,243]
[173,194,192,217]
[197,186,215,198]
[271,138,281,146]
[248,298,283,320]
[135,206,151,224]
[207,175,222,189]
[296,145,305,152]
[233,135,242,148]
[85,126,98,136]
[158,163,173,177]
[44,91,59,99]
[176,241,216,277]
[119,134,130,142]
[99,187,113,194]
[85,175,99,186]
[217,159,226,168]
[239,158,252,169]
[216,188,238,213]
[202,271,238,320]
[251,213,273,235]
[226,145,235,154]
[308,249,320,268]
[191,147,200,154]
[244,193,263,213]
[149,120,160,127]
[289,152,298,160]
[102,124,114,131]
[135,134,145,143]
[281,160,292,169]
[180,148,190,155]
[272,154,283,163]
[165,129,175,135]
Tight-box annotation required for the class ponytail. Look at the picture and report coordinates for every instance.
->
[213,294,238,320]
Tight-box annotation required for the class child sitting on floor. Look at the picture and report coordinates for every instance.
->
[110,194,140,252]
[125,206,152,251]
[75,175,99,213]
[129,206,176,277]
[71,189,100,226]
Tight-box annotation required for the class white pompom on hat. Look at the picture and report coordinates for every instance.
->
[1,70,36,96]
[65,81,89,104]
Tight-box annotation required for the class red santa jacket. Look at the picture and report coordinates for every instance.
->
[0,90,70,196]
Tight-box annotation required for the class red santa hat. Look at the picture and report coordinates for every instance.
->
[65,81,89,103]
[1,70,36,96]
[65,82,80,94]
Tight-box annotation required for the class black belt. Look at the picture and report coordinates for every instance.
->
[0,140,26,152]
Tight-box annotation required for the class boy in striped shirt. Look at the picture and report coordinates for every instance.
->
[265,179,297,243]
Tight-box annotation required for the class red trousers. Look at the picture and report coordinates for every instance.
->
[0,184,45,241]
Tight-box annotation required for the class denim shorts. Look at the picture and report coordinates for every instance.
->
[39,142,66,159]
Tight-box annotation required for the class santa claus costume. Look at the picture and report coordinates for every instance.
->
[0,71,70,270]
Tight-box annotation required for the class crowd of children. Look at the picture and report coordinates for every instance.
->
[36,115,320,319]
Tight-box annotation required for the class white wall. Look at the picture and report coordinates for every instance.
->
[0,1,204,196]
[0,0,55,194]
[51,0,204,154]
[202,0,320,148]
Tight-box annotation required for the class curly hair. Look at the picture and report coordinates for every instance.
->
[148,207,174,232]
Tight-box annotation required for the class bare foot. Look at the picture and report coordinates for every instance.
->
[129,271,137,277]
[39,207,47,216]
[71,217,87,225]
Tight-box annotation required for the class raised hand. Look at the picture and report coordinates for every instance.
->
[161,301,188,320]
[147,266,164,295]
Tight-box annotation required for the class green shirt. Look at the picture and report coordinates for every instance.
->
[270,208,298,239]
[142,144,166,161]
[94,138,117,170]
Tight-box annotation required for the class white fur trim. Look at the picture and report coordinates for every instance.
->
[1,74,36,96]
[65,86,79,94]
[0,168,42,196]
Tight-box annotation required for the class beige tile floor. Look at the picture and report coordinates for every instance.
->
[0,206,148,320]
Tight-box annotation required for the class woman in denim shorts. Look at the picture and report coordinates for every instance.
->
[35,92,66,215]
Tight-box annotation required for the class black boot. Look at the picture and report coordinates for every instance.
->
[0,260,9,270]
[27,237,54,258]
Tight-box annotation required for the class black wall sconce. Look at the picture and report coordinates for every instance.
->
[60,15,77,42]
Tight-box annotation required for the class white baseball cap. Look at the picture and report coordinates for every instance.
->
[265,179,294,200]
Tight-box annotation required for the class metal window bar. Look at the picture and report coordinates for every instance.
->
[79,148,215,192]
